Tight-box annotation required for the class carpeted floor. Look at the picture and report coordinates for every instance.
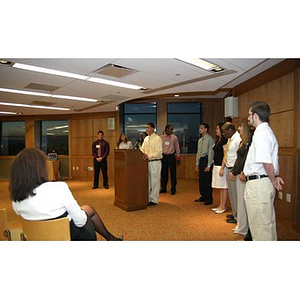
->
[1,178,300,241]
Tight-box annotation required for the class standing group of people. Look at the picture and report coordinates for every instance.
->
[195,102,284,241]
[9,101,283,241]
[92,123,180,206]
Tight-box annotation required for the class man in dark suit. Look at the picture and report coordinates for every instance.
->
[92,130,110,189]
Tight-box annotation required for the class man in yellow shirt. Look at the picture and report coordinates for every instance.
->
[140,122,163,205]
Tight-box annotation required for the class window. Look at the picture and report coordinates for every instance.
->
[167,103,202,154]
[0,121,25,155]
[40,120,69,155]
[123,103,156,145]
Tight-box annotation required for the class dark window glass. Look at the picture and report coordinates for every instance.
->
[123,103,156,145]
[40,120,69,155]
[167,103,202,154]
[1,121,25,155]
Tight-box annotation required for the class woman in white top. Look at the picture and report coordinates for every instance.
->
[10,148,123,241]
[116,133,133,149]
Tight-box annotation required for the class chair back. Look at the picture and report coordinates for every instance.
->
[20,217,71,241]
[0,208,8,241]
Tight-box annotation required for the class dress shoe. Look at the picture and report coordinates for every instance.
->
[104,185,109,189]
[226,214,234,219]
[92,186,98,189]
[211,207,219,211]
[226,218,237,224]
[244,234,253,241]
[194,197,205,202]
[160,189,167,193]
[148,201,158,206]
[203,201,213,205]
[215,209,226,214]
[170,191,176,195]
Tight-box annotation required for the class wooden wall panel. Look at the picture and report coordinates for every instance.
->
[270,111,294,148]
[238,72,295,118]
[70,137,94,156]
[70,119,93,137]
[274,155,294,220]
[25,120,35,148]
[184,155,198,180]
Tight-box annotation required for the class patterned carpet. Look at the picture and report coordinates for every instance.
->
[1,178,300,241]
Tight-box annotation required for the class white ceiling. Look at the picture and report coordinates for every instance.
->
[0,58,284,116]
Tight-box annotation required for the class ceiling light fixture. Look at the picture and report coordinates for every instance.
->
[10,61,147,90]
[13,63,89,80]
[0,111,18,114]
[0,87,98,103]
[177,58,224,72]
[0,101,70,111]
[87,77,144,90]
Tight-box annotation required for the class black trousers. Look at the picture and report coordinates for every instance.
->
[93,158,108,187]
[161,153,177,192]
[198,156,213,201]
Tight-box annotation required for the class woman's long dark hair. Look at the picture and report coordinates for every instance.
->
[116,133,127,148]
[9,148,49,202]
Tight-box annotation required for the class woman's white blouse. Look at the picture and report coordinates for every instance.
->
[12,181,87,227]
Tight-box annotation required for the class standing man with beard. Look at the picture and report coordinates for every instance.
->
[243,102,284,240]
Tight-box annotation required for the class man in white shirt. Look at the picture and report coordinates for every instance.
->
[243,102,284,241]
[222,123,242,223]
[140,122,163,206]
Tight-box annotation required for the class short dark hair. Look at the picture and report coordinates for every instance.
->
[165,124,173,131]
[200,122,209,132]
[98,130,104,135]
[146,122,155,129]
[223,123,236,132]
[251,102,270,123]
[9,148,48,202]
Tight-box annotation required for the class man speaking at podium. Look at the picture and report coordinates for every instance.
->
[140,122,162,206]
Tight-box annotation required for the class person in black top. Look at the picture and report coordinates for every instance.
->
[228,118,253,236]
[211,123,228,213]
[92,130,110,189]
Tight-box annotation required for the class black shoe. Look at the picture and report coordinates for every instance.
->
[170,191,176,195]
[160,189,167,193]
[226,214,234,219]
[92,186,98,189]
[194,197,205,202]
[226,218,237,224]
[148,201,158,206]
[244,234,252,241]
[104,185,109,189]
[203,201,213,205]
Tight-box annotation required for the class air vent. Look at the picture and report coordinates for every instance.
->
[25,83,60,92]
[31,100,55,106]
[93,64,137,78]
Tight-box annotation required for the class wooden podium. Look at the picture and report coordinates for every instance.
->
[114,149,148,211]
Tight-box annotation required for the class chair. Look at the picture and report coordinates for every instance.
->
[20,217,71,241]
[0,208,23,241]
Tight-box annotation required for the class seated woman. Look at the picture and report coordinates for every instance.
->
[9,148,123,241]
[116,133,133,149]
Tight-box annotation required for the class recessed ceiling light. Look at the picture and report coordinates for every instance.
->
[174,94,180,97]
[177,58,225,72]
[0,101,70,111]
[0,111,18,114]
[0,87,98,103]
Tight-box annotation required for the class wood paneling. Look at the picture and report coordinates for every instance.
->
[25,120,35,148]
[184,155,198,180]
[70,119,93,137]
[70,137,94,156]
[275,155,294,220]
[270,111,294,148]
